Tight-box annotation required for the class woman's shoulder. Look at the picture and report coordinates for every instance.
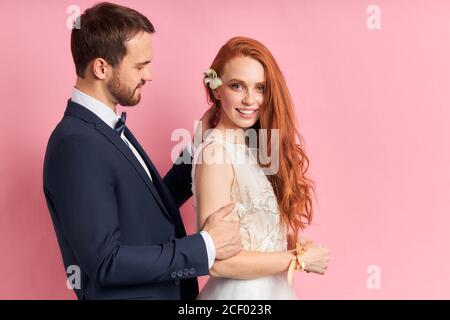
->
[194,136,233,166]
[192,139,235,197]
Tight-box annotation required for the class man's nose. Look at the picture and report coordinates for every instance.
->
[143,67,153,81]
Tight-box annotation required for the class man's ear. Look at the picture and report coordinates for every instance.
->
[92,58,109,80]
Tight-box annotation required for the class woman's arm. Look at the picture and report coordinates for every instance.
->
[195,142,294,279]
[210,250,294,279]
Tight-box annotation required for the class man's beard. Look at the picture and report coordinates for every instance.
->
[107,70,143,107]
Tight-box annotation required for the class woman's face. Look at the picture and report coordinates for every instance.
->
[214,56,265,130]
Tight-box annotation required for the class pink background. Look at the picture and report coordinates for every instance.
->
[1,0,450,299]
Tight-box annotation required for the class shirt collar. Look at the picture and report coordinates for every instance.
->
[71,87,120,130]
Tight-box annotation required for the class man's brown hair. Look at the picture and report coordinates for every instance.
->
[71,2,155,78]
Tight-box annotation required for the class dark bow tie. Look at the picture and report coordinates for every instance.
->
[115,112,127,135]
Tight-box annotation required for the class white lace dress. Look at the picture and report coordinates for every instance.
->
[192,136,297,300]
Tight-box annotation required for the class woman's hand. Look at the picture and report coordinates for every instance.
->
[287,239,330,285]
[301,243,331,275]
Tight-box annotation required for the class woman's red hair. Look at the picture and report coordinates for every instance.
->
[205,37,315,249]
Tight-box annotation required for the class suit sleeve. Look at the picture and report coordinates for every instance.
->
[45,135,208,287]
[162,147,193,208]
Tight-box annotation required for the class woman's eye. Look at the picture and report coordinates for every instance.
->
[257,85,265,92]
[231,83,243,90]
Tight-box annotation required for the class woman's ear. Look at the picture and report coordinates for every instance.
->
[212,88,221,100]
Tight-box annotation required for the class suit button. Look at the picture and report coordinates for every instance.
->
[177,270,183,277]
[171,272,177,279]
[183,268,189,276]
[189,268,195,275]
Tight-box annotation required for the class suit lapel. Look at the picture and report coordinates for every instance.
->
[64,100,174,224]
[124,128,162,183]
[124,128,184,230]
[97,122,174,224]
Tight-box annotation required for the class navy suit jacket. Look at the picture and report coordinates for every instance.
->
[43,100,209,300]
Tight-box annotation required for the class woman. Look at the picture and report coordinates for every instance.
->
[192,37,330,299]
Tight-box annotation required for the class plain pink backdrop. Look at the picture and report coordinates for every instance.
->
[1,0,450,299]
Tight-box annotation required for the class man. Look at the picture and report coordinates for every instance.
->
[43,2,241,300]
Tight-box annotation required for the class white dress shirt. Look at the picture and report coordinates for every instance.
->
[70,87,215,269]
[71,87,153,181]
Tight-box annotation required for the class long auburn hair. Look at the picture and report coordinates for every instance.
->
[205,37,315,249]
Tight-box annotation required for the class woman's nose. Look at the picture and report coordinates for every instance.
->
[243,92,254,106]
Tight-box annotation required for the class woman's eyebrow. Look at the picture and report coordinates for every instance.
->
[227,78,265,85]
[227,78,245,83]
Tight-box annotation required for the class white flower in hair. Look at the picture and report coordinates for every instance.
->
[203,68,223,89]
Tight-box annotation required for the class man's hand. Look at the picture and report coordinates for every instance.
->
[201,203,242,260]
